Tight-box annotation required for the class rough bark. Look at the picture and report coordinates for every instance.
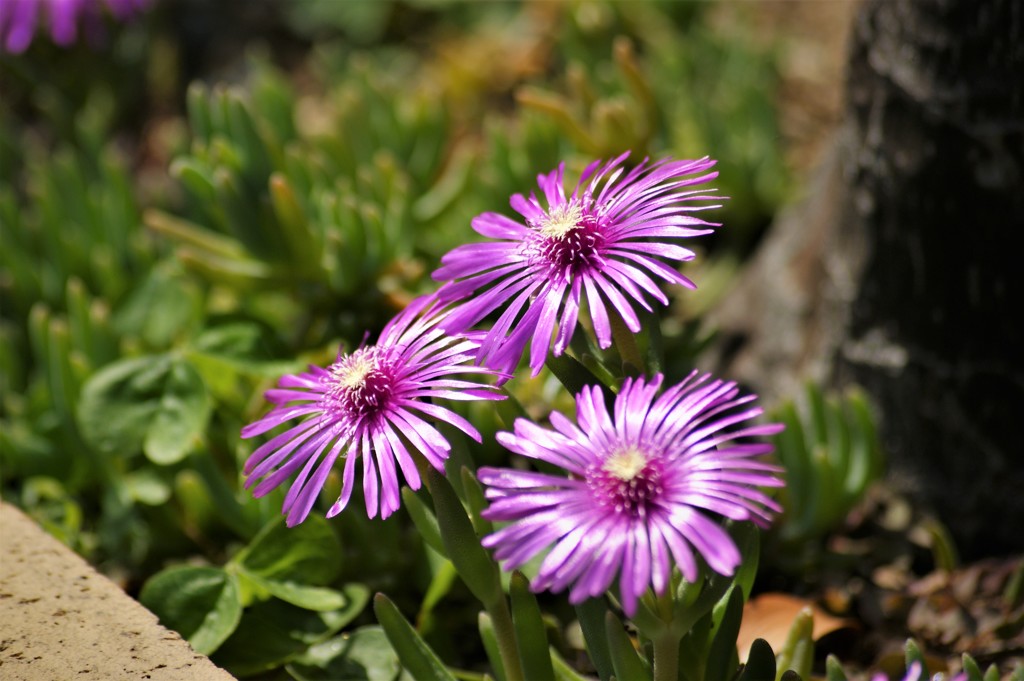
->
[705,0,1024,557]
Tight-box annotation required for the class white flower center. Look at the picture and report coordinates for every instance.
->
[603,447,648,482]
[333,352,375,391]
[538,202,584,239]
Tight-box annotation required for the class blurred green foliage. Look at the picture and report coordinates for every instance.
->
[1,1,799,678]
[765,384,884,572]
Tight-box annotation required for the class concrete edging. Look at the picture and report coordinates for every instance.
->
[1,501,235,680]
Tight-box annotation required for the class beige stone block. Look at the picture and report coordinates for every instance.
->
[0,502,235,680]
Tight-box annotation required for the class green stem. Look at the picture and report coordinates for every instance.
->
[608,309,644,375]
[422,464,524,681]
[653,632,679,681]
[486,595,525,681]
[652,589,681,681]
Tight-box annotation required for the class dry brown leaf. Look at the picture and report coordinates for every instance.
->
[737,592,857,660]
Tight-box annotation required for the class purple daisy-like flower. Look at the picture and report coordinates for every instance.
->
[870,663,966,681]
[432,153,719,377]
[242,294,504,526]
[478,372,783,615]
[1,0,149,54]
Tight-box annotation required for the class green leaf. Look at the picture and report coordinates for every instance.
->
[124,469,172,506]
[143,359,212,465]
[213,597,357,676]
[287,626,415,681]
[478,612,506,681]
[461,466,494,536]
[244,574,348,612]
[775,608,813,681]
[112,266,202,348]
[706,587,744,681]
[545,352,614,397]
[418,555,459,635]
[139,566,242,655]
[574,598,615,681]
[374,593,457,681]
[511,572,555,681]
[961,654,984,681]
[427,467,501,607]
[904,639,928,677]
[403,487,445,555]
[729,522,761,601]
[604,611,648,681]
[190,321,298,378]
[551,646,594,681]
[824,655,850,681]
[737,638,776,681]
[235,514,342,585]
[77,354,211,465]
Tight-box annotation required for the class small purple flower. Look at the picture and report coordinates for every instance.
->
[478,372,783,616]
[870,663,966,681]
[432,153,720,377]
[242,294,504,526]
[1,0,150,54]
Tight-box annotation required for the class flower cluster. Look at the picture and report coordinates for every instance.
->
[1,0,149,53]
[242,154,783,612]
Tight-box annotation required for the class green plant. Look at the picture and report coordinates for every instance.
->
[767,383,883,570]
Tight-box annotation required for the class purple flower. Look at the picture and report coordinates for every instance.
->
[432,153,719,377]
[870,663,966,681]
[1,0,150,54]
[242,295,504,525]
[478,372,783,615]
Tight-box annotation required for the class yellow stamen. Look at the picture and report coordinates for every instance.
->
[333,353,375,391]
[538,203,583,239]
[603,447,648,482]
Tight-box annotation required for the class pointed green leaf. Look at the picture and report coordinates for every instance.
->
[550,646,593,681]
[427,467,501,607]
[961,654,984,681]
[511,572,555,681]
[904,639,928,676]
[545,352,614,397]
[403,487,446,555]
[418,556,458,634]
[775,608,813,681]
[825,655,850,681]
[729,521,761,601]
[738,638,777,681]
[374,593,457,681]
[575,598,615,681]
[604,611,649,681]
[478,612,506,681]
[461,466,494,536]
[706,587,744,681]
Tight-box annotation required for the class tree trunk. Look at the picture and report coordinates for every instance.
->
[706,0,1024,557]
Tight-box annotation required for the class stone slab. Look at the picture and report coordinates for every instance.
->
[0,501,236,680]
